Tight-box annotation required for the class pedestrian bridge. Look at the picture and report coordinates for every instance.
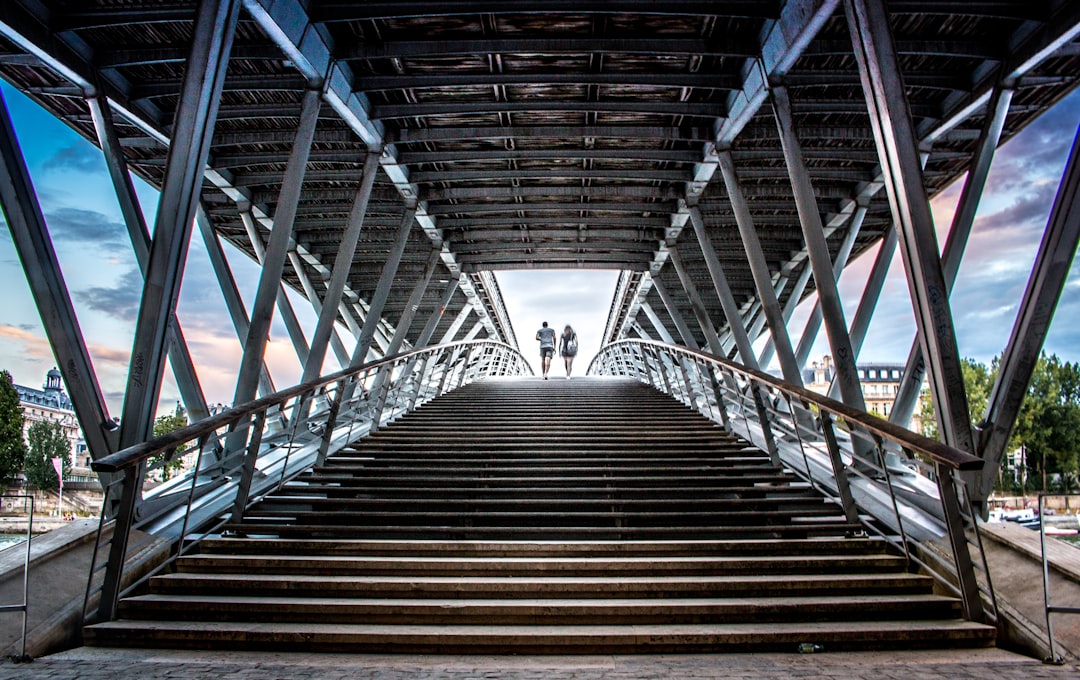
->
[0,0,1078,664]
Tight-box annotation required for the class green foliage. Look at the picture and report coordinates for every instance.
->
[150,409,189,482]
[918,358,994,442]
[0,371,26,486]
[24,420,70,491]
[1012,353,1080,490]
[918,353,1080,492]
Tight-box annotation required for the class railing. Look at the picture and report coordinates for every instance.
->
[589,339,996,624]
[83,340,532,624]
[0,495,33,662]
[1038,493,1080,664]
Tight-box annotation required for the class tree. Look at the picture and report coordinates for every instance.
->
[150,406,189,482]
[1012,354,1080,492]
[918,358,994,442]
[24,420,70,491]
[0,370,26,486]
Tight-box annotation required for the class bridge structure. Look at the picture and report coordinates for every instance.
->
[0,0,1079,662]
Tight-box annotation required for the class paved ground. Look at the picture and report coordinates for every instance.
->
[0,647,1076,679]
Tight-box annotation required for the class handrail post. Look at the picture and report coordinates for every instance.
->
[94,466,140,623]
[819,411,861,526]
[749,382,780,463]
[707,365,732,432]
[227,411,267,526]
[316,379,346,466]
[936,463,986,622]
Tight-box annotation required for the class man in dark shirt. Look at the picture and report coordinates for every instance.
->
[535,321,556,380]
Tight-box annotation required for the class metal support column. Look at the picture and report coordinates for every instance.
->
[976,125,1080,501]
[772,84,864,410]
[0,91,114,461]
[689,207,758,369]
[650,277,700,350]
[196,209,275,398]
[666,244,724,355]
[439,304,472,345]
[302,152,381,382]
[417,277,460,348]
[238,208,310,370]
[845,0,974,453]
[120,0,240,448]
[232,86,322,408]
[890,84,1014,429]
[758,266,809,368]
[87,94,210,423]
[287,250,350,368]
[351,205,418,366]
[640,301,677,345]
[718,150,802,385]
[794,205,867,368]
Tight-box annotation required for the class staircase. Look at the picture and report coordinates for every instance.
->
[84,377,996,653]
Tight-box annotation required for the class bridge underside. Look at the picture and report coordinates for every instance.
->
[0,1,1078,501]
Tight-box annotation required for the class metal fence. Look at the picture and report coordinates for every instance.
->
[83,340,532,624]
[589,339,997,625]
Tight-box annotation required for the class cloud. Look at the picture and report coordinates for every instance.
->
[74,266,142,321]
[42,143,105,174]
[0,324,53,360]
[46,207,127,246]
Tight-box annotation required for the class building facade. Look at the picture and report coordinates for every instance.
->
[803,356,927,431]
[14,367,92,480]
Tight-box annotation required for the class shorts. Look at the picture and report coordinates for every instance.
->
[540,347,554,359]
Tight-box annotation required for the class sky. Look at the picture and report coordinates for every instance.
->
[0,80,1079,417]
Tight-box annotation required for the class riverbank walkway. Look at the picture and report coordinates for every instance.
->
[0,647,1075,679]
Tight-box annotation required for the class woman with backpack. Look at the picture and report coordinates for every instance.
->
[559,325,579,378]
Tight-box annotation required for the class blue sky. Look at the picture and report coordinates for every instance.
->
[0,81,1078,414]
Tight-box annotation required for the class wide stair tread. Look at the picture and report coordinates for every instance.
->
[85,377,991,655]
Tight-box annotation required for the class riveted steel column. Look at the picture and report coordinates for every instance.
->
[718,150,802,385]
[0,91,114,461]
[758,266,808,367]
[439,304,472,344]
[196,209,275,398]
[640,301,676,345]
[233,86,321,408]
[417,277,460,348]
[976,126,1080,502]
[666,244,724,355]
[828,226,898,401]
[773,85,864,409]
[890,85,1014,430]
[87,94,209,423]
[689,207,757,368]
[120,0,240,448]
[287,250,350,368]
[794,205,867,368]
[650,277,700,350]
[303,152,381,381]
[846,0,974,453]
[351,205,418,366]
[237,213,311,380]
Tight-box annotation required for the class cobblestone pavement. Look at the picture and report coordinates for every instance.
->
[0,648,1076,679]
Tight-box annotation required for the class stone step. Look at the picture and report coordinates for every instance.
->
[83,619,997,653]
[147,571,936,598]
[271,484,817,499]
[218,521,863,540]
[196,537,884,558]
[173,553,909,576]
[252,497,835,513]
[115,593,961,625]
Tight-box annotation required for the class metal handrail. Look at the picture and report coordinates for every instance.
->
[84,340,532,625]
[589,339,994,624]
[0,495,33,662]
[1038,493,1080,664]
